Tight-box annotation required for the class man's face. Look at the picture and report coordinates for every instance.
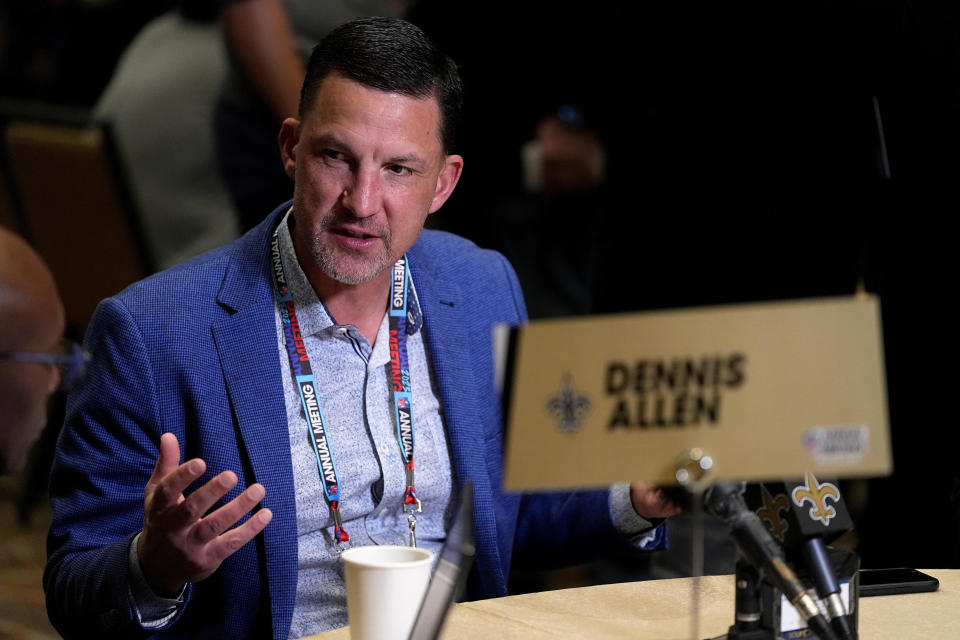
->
[280,73,462,287]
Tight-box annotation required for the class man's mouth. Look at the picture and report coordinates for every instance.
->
[334,228,375,239]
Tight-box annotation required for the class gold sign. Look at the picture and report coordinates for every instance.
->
[503,296,891,490]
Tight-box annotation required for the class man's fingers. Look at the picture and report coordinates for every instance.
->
[164,471,239,528]
[646,487,683,518]
[147,433,182,487]
[653,491,683,518]
[149,458,207,510]
[630,482,684,520]
[192,483,267,544]
[207,508,273,565]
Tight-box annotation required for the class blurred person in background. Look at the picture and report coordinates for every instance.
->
[0,228,77,475]
[94,0,241,270]
[216,0,405,231]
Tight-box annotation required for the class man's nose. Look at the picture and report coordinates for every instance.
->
[340,168,382,218]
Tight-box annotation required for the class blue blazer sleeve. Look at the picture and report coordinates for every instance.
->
[45,207,322,639]
[44,296,186,637]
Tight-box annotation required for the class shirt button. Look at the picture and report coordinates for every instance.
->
[379,442,390,455]
[336,327,348,335]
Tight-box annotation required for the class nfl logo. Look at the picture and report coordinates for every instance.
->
[397,397,409,409]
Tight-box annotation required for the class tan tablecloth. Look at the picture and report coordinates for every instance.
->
[306,569,958,639]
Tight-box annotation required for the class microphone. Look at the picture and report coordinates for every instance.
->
[705,482,839,640]
[802,537,856,640]
[746,476,857,640]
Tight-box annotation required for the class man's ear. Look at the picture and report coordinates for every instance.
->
[278,118,301,180]
[428,154,464,214]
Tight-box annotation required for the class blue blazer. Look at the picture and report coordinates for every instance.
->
[45,205,632,639]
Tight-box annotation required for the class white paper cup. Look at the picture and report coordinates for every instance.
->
[342,544,434,640]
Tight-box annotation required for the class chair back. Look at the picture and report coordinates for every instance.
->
[3,117,152,331]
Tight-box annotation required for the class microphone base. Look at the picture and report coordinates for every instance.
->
[726,628,778,640]
[759,547,859,639]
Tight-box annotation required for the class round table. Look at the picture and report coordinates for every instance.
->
[306,569,957,639]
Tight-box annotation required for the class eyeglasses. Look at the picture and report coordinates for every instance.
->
[0,340,91,391]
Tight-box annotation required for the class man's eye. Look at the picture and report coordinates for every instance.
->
[323,149,345,162]
[387,165,412,176]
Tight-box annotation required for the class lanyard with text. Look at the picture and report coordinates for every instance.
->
[270,225,421,552]
[388,255,422,547]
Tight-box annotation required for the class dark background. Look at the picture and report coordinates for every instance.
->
[411,0,960,571]
[2,0,958,570]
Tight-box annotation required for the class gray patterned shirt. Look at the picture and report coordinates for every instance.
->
[274,211,454,637]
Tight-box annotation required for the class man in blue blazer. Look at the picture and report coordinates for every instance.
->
[45,18,674,639]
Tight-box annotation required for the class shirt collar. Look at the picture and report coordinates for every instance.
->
[277,209,423,337]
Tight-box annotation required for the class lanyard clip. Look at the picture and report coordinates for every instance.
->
[407,512,418,548]
[402,486,422,514]
[402,486,421,547]
[331,503,351,552]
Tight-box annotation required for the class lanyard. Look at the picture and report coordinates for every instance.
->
[388,256,423,543]
[270,224,421,551]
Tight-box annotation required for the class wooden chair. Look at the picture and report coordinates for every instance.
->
[3,117,153,332]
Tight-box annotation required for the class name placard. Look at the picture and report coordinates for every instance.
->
[502,296,891,490]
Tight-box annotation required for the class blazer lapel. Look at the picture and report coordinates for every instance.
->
[211,218,299,639]
[410,249,507,594]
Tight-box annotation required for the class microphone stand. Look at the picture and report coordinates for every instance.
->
[706,482,839,640]
[726,562,770,640]
[670,456,854,640]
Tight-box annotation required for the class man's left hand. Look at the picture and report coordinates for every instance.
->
[629,482,683,520]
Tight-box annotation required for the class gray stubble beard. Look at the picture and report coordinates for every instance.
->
[309,228,394,286]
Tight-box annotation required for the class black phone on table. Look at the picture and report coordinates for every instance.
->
[858,568,939,597]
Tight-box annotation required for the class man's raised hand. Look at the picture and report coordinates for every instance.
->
[137,433,273,596]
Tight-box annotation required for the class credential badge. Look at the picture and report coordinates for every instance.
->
[546,373,591,434]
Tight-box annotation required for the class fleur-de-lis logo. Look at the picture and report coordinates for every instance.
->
[791,472,841,526]
[546,374,591,434]
[756,484,791,542]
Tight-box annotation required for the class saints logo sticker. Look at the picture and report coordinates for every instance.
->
[546,374,591,434]
[792,472,841,526]
[756,484,791,542]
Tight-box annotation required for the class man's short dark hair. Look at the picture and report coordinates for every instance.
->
[300,17,462,154]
